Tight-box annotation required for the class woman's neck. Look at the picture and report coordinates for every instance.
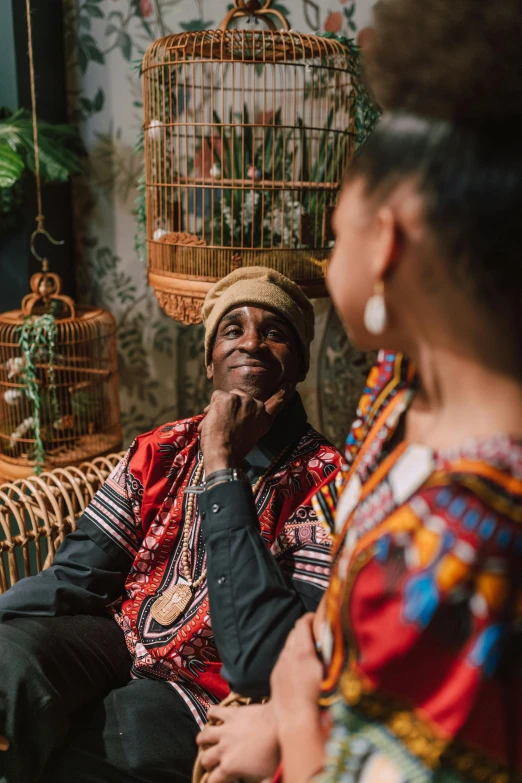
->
[404,343,522,449]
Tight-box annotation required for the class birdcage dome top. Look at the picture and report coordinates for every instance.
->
[0,306,112,326]
[143,28,354,68]
[0,273,114,328]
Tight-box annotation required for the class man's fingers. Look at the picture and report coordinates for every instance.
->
[228,388,253,401]
[264,382,292,418]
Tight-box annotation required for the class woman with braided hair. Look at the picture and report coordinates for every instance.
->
[197,2,522,781]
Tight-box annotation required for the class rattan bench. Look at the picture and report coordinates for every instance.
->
[0,452,125,592]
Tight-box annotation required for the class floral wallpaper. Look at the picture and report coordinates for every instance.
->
[62,0,374,449]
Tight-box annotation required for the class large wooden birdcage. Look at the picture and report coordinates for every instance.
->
[0,272,122,481]
[142,0,357,324]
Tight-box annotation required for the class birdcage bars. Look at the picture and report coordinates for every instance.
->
[143,0,357,323]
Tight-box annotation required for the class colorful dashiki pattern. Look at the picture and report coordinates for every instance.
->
[313,351,522,782]
[83,415,340,727]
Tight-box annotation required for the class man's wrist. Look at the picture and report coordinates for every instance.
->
[205,467,247,489]
[203,449,235,475]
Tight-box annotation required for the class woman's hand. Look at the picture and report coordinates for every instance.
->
[270,614,326,783]
[196,703,280,783]
[270,613,323,725]
[199,385,290,475]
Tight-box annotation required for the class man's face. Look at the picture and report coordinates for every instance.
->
[207,306,304,402]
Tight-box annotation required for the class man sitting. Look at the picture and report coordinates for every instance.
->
[0,267,341,783]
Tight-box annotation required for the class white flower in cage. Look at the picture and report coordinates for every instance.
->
[222,203,232,230]
[5,356,25,379]
[153,228,168,241]
[243,191,260,226]
[147,119,162,141]
[10,416,35,444]
[4,389,21,406]
[209,163,221,178]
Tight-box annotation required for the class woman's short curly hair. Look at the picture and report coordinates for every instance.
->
[364,0,522,130]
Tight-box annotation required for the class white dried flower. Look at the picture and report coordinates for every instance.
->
[6,357,25,380]
[4,389,21,405]
[147,119,162,142]
[10,416,35,446]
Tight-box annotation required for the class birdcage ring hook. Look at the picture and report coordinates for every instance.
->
[219,0,290,32]
[30,227,65,267]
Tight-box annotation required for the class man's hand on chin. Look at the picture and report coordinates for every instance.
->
[198,383,292,475]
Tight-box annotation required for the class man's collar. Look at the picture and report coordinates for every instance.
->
[244,393,309,482]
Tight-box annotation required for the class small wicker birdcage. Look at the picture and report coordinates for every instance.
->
[0,272,122,481]
[142,0,357,324]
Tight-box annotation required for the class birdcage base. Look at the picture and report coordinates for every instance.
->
[149,271,328,325]
[0,433,123,483]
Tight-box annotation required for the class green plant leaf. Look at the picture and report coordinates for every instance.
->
[0,144,24,187]
[180,19,214,32]
[0,109,85,182]
[85,3,104,18]
[93,88,105,112]
[78,47,88,73]
[78,33,105,71]
[118,31,132,61]
[303,0,319,31]
[88,44,105,65]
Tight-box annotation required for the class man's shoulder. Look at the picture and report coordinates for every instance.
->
[293,426,343,470]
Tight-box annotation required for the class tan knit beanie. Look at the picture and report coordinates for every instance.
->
[202,267,315,372]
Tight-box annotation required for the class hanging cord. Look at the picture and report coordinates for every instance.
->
[25,0,64,270]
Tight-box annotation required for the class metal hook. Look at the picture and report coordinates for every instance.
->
[30,228,65,264]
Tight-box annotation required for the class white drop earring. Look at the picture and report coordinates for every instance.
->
[364,280,388,335]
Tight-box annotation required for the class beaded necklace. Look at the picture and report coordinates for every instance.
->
[151,443,294,626]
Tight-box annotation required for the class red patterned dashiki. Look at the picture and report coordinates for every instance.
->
[84,415,341,727]
[313,351,522,783]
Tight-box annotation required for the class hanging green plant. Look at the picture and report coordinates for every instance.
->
[318,33,381,146]
[16,309,60,473]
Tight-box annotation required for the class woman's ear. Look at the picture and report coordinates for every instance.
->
[371,205,403,282]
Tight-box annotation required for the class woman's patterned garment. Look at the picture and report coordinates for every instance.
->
[83,415,340,726]
[313,351,522,782]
